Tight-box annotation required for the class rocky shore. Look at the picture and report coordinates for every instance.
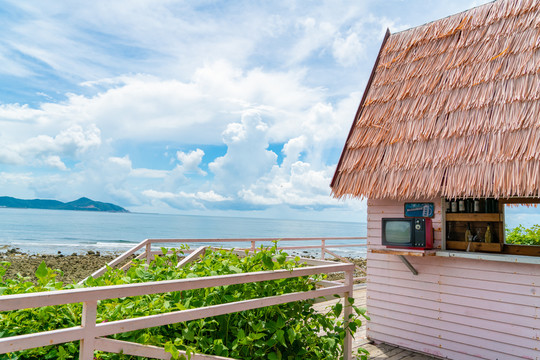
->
[0,249,120,283]
[0,248,367,284]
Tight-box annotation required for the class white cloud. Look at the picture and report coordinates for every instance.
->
[0,124,101,168]
[333,32,365,67]
[177,149,206,175]
[42,155,67,171]
[209,111,278,196]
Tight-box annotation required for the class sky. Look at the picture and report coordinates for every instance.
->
[0,0,492,222]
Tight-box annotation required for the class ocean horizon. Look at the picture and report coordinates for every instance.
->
[0,208,367,258]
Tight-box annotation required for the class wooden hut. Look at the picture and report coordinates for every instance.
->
[331,0,540,359]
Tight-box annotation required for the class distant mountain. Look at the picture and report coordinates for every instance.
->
[0,196,129,213]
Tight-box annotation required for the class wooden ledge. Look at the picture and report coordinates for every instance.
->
[370,248,437,257]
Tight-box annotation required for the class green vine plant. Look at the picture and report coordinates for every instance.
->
[505,224,540,246]
[0,244,369,360]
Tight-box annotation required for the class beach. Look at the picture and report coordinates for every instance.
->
[0,248,366,284]
[0,249,119,283]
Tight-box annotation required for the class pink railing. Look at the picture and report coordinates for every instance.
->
[88,237,367,281]
[0,238,366,360]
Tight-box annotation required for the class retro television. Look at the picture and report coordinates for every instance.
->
[381,217,433,249]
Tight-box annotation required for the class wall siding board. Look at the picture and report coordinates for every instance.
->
[366,330,481,360]
[366,198,540,360]
[368,291,539,327]
[368,315,539,359]
[368,276,539,306]
[368,300,539,343]
[368,259,540,286]
[368,322,527,360]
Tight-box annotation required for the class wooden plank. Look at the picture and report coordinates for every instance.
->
[368,290,538,322]
[95,285,349,337]
[366,330,492,360]
[176,246,206,268]
[445,213,502,222]
[368,315,539,359]
[368,300,539,342]
[368,250,540,274]
[0,263,353,311]
[504,244,540,256]
[367,257,540,283]
[370,248,437,257]
[368,266,540,296]
[94,338,237,360]
[368,275,539,307]
[446,241,503,252]
[0,327,85,353]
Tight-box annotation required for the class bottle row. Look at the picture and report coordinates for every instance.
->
[446,222,497,243]
[445,198,499,214]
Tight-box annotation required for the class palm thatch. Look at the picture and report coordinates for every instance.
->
[331,0,540,200]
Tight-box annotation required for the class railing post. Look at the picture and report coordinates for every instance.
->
[250,240,256,253]
[79,300,97,360]
[321,239,326,260]
[343,267,354,360]
[146,241,152,264]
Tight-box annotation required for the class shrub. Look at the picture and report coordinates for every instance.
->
[505,224,540,246]
[0,245,368,360]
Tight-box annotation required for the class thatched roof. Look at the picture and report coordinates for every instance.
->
[331,0,540,200]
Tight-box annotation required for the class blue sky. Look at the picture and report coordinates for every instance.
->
[0,0,491,221]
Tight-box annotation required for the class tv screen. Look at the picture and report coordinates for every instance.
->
[385,221,412,244]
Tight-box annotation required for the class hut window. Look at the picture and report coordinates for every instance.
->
[502,201,540,256]
[445,198,540,256]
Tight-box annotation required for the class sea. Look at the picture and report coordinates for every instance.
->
[0,208,367,258]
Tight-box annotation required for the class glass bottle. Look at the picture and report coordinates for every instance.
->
[451,200,458,213]
[446,222,455,241]
[464,222,472,242]
[473,198,481,213]
[484,224,492,243]
[458,199,466,213]
[466,199,473,213]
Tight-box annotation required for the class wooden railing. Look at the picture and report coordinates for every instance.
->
[0,238,366,360]
[87,237,367,281]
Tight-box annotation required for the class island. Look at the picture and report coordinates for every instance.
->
[0,196,129,213]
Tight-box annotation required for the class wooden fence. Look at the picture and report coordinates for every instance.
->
[0,237,366,360]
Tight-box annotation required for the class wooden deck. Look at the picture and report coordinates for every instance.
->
[313,286,440,360]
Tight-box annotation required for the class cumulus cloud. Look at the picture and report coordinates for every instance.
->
[209,111,277,196]
[0,124,101,168]
[333,32,365,67]
[177,149,206,175]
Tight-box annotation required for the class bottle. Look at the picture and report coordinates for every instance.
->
[466,199,473,213]
[464,223,472,242]
[451,200,458,213]
[486,198,493,213]
[473,198,481,213]
[458,199,466,213]
[484,224,492,243]
[445,200,450,213]
[446,222,455,241]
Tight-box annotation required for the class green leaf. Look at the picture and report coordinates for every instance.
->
[262,255,274,269]
[276,329,287,347]
[35,261,48,279]
[228,266,242,274]
[333,303,343,318]
[287,327,296,343]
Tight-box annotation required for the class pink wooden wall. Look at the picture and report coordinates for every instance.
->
[366,198,540,360]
